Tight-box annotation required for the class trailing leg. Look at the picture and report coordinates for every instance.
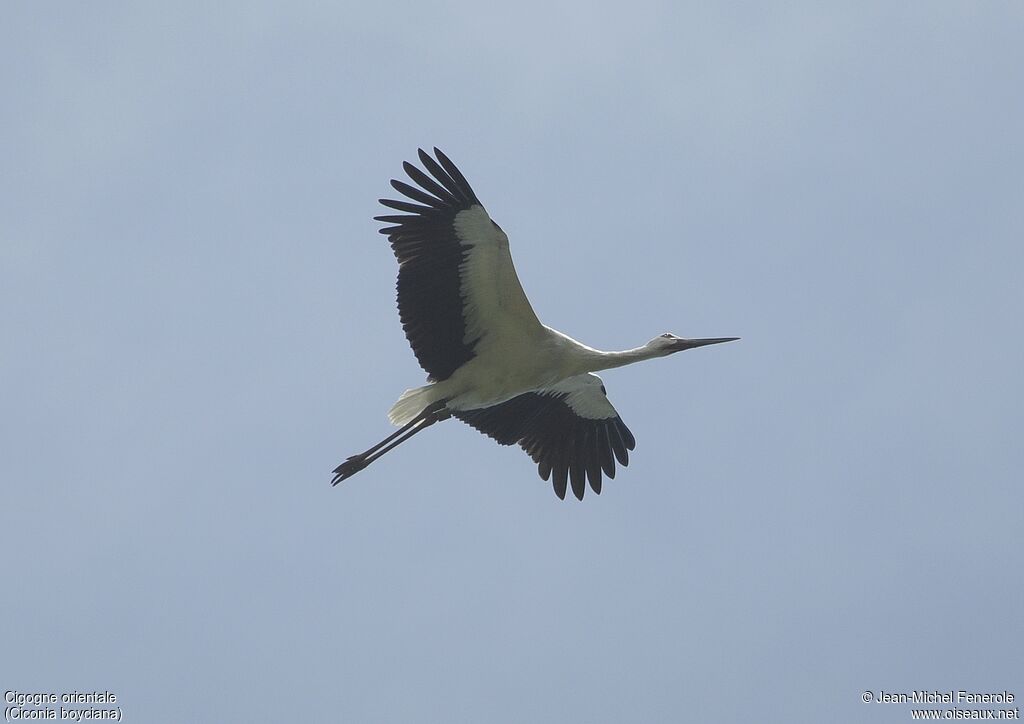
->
[331,401,450,485]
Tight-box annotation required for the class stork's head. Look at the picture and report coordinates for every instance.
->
[648,333,740,356]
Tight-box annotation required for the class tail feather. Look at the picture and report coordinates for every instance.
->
[387,385,437,426]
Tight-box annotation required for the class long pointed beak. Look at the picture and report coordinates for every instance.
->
[673,337,740,351]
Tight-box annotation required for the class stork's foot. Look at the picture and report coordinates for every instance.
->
[331,455,368,485]
[330,402,452,488]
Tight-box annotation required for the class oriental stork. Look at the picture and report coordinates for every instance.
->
[332,148,737,500]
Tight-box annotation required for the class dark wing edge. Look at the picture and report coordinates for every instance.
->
[453,392,636,501]
[375,148,483,382]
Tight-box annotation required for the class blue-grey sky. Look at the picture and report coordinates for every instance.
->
[3,3,1022,722]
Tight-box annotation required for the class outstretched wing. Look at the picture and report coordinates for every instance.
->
[375,148,543,382]
[453,374,636,500]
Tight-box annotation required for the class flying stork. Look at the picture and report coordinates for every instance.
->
[332,148,737,500]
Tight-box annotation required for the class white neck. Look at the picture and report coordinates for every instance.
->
[574,344,666,374]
